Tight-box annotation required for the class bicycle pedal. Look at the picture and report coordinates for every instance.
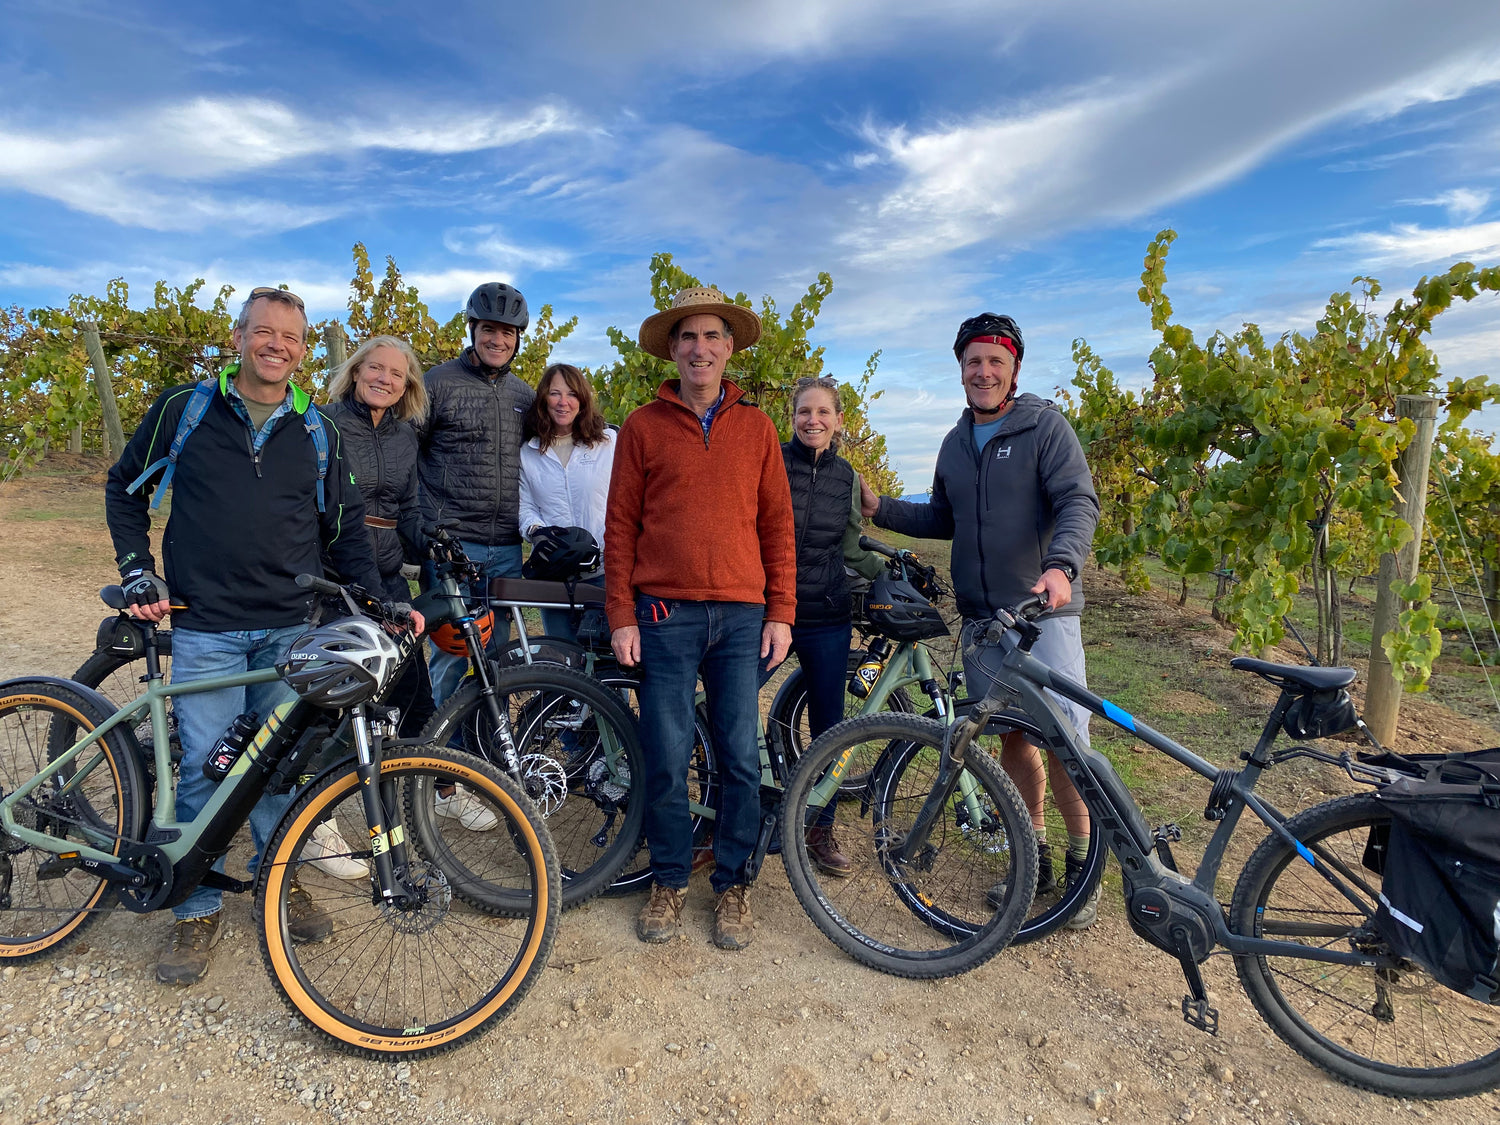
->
[1181,995,1219,1035]
[36,854,81,880]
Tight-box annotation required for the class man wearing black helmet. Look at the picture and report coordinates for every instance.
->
[418,282,536,706]
[860,313,1103,927]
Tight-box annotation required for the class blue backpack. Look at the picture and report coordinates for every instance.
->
[127,376,330,512]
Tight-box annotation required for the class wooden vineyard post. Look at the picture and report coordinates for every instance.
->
[1366,395,1439,745]
[323,323,347,385]
[82,323,127,461]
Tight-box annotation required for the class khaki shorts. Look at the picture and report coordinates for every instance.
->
[961,614,1091,750]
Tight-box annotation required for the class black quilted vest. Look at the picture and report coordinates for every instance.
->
[783,437,856,626]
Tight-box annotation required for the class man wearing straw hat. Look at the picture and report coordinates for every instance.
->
[605,287,796,950]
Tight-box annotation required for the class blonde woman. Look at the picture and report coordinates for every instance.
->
[323,337,494,835]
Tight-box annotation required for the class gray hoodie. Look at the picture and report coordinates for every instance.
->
[874,393,1099,620]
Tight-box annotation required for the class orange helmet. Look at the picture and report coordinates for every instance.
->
[428,610,494,656]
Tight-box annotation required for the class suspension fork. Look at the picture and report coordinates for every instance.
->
[892,709,988,864]
[463,622,522,775]
[350,707,413,907]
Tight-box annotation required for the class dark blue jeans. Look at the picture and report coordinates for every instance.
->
[636,598,764,893]
[759,620,852,830]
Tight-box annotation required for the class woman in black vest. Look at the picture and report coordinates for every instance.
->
[776,377,883,874]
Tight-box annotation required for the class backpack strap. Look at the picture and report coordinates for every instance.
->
[126,378,217,510]
[303,402,329,513]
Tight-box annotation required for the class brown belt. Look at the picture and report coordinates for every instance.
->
[364,516,397,530]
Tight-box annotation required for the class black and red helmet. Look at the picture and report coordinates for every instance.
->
[953,313,1024,366]
[863,577,949,642]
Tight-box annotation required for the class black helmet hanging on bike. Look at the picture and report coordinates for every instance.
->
[523,526,601,581]
[863,576,949,642]
[465,283,529,334]
[279,619,403,708]
[953,313,1024,366]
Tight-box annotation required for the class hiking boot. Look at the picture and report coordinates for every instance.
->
[156,913,222,986]
[1063,853,1101,931]
[287,881,334,944]
[986,841,1056,910]
[712,885,753,951]
[302,818,369,881]
[806,825,853,878]
[636,884,687,943]
[434,786,499,832]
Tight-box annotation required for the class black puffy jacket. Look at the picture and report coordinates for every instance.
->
[324,398,424,599]
[783,437,881,626]
[417,348,534,545]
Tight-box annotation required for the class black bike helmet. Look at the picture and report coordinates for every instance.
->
[279,619,402,708]
[863,576,949,642]
[953,313,1024,366]
[523,526,601,581]
[465,282,529,334]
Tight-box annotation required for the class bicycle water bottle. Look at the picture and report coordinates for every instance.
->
[847,638,892,700]
[203,712,260,782]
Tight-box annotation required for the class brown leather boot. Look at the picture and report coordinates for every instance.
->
[156,913,222,986]
[806,825,853,877]
[712,885,753,950]
[636,884,688,943]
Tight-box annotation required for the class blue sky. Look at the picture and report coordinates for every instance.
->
[3,1,1499,488]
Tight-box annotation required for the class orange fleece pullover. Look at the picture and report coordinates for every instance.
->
[605,379,796,630]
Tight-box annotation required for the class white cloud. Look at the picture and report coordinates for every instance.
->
[1313,221,1500,266]
[0,96,578,232]
[1419,188,1493,223]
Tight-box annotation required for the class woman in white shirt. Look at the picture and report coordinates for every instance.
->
[520,362,616,637]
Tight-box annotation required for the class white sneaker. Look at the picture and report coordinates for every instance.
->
[302,819,369,881]
[434,787,499,832]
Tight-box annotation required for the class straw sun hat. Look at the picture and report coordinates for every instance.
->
[637,287,762,360]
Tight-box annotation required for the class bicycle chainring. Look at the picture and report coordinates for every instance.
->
[115,842,174,914]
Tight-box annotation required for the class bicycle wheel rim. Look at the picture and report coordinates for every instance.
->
[260,751,555,1055]
[1234,795,1500,1097]
[0,688,140,956]
[782,714,1036,976]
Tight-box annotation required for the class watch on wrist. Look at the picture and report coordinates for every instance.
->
[1052,561,1078,582]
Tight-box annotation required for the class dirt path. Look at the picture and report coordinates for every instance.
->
[1,458,1497,1125]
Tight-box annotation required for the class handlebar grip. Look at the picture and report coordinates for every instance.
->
[858,535,896,558]
[296,573,344,596]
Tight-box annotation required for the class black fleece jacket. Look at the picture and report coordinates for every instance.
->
[105,374,382,632]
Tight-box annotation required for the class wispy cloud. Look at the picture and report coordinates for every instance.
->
[1408,187,1493,223]
[1314,220,1500,266]
[0,96,578,232]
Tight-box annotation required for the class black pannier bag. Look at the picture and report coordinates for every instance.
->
[1373,748,1500,1004]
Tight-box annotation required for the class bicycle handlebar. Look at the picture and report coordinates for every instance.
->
[858,534,897,558]
[296,574,414,630]
[983,595,1050,645]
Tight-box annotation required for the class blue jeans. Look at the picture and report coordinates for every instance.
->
[636,598,764,893]
[170,625,304,921]
[427,540,522,706]
[759,621,851,830]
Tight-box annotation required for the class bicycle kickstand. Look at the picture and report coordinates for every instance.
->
[1172,926,1219,1036]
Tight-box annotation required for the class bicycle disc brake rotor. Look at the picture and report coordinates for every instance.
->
[378,861,451,935]
[517,754,569,815]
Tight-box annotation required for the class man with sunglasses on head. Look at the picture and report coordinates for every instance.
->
[106,286,389,985]
[859,313,1103,928]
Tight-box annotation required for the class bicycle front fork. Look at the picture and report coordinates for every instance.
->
[349,706,416,908]
[893,708,987,865]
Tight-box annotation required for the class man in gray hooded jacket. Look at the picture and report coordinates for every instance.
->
[860,312,1103,927]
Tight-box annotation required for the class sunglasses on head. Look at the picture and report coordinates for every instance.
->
[248,286,306,311]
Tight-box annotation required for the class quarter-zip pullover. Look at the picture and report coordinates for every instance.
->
[604,379,796,630]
